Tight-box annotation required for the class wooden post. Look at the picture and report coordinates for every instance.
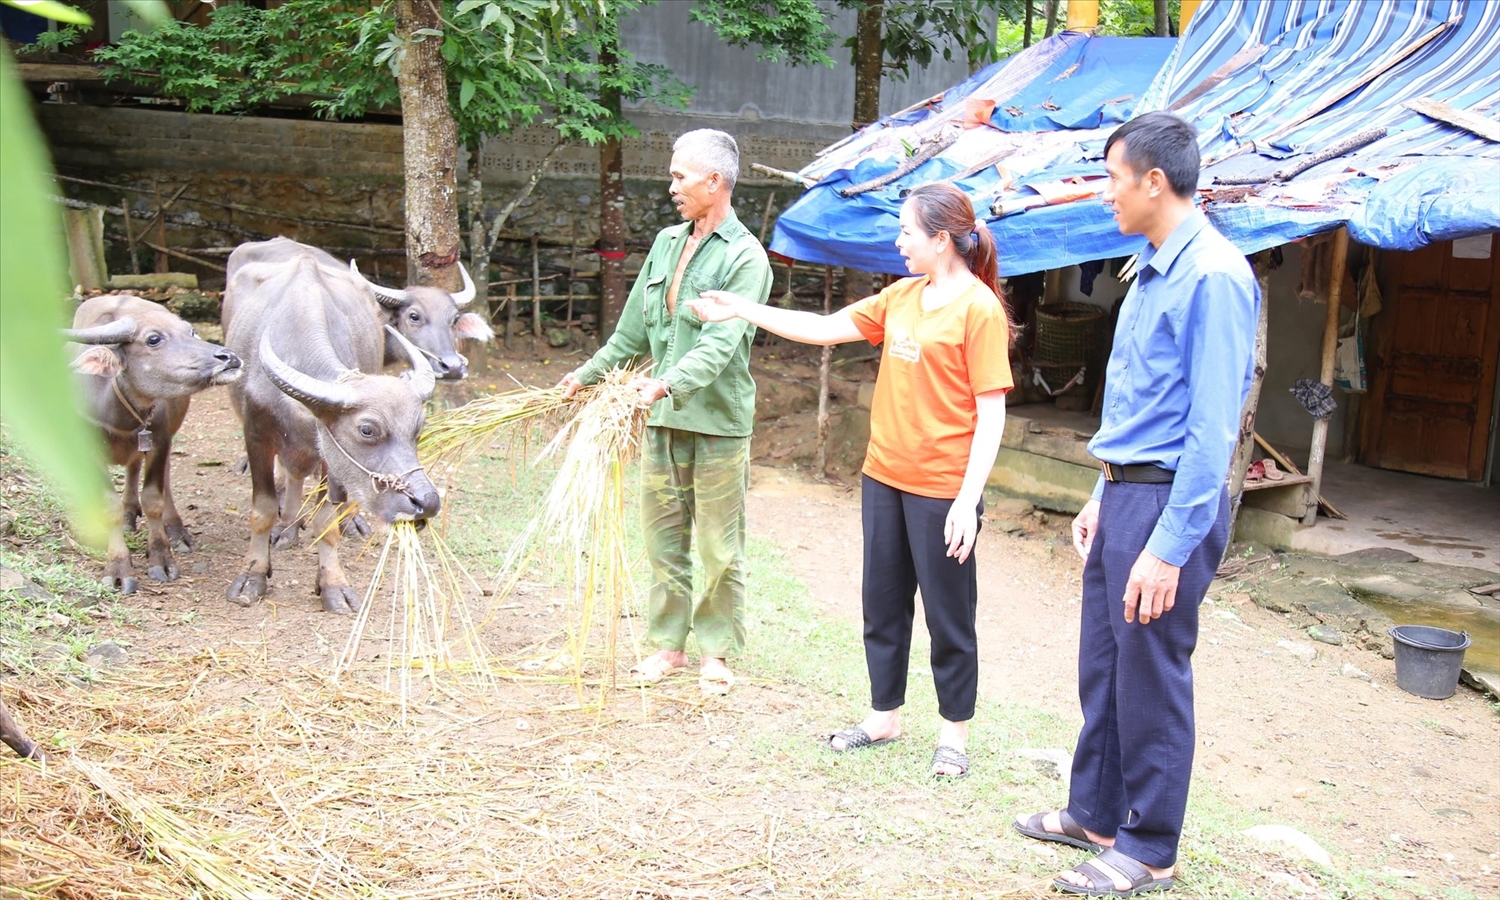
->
[1303,226,1350,525]
[505,282,516,350]
[565,220,577,325]
[1226,257,1272,543]
[152,180,168,274]
[815,265,833,475]
[121,197,139,275]
[530,234,542,339]
[63,206,107,291]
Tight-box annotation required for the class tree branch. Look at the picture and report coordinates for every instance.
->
[485,137,567,256]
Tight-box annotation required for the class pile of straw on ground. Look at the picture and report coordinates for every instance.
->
[0,655,844,899]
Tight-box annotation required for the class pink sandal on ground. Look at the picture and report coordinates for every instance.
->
[1261,458,1285,481]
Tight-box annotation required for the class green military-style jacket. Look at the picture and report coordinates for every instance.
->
[575,208,772,438]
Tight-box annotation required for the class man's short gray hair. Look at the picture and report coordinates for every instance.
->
[673,129,740,192]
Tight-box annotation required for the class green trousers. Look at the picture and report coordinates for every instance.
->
[640,426,750,658]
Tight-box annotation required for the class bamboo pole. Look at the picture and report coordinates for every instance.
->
[121,196,139,275]
[815,265,833,475]
[531,234,542,339]
[1303,227,1349,525]
[506,283,517,350]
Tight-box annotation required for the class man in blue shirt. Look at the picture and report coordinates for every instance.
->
[1012,112,1259,897]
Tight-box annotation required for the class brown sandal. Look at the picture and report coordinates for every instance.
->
[1013,809,1105,852]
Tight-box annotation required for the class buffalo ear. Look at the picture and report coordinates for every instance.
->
[454,312,495,343]
[72,346,123,377]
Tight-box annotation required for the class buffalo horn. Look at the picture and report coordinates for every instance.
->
[347,259,409,308]
[385,325,435,401]
[451,264,476,307]
[258,334,360,413]
[61,317,138,345]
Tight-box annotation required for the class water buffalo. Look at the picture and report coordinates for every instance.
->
[225,236,493,380]
[222,254,441,614]
[64,294,243,594]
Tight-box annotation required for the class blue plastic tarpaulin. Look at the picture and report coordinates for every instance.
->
[770,0,1500,275]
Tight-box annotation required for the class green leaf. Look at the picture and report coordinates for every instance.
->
[459,77,475,109]
[0,0,92,26]
[0,46,108,547]
[120,0,170,27]
[413,27,444,37]
[456,0,488,14]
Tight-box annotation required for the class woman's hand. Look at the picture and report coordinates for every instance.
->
[689,290,747,323]
[943,498,979,564]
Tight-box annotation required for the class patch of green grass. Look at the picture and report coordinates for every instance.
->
[1,436,112,680]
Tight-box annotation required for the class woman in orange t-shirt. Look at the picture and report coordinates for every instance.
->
[691,183,1013,778]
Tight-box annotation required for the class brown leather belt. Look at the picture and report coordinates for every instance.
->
[1101,462,1175,484]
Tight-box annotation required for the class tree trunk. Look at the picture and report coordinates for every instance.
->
[852,0,883,131]
[1024,0,1035,48]
[466,141,490,309]
[598,27,627,340]
[1154,0,1171,36]
[395,0,462,291]
[1043,0,1059,37]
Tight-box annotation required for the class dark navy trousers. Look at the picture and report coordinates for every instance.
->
[1067,480,1229,869]
[861,475,981,722]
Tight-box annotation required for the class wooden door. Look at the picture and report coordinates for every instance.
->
[1362,234,1500,481]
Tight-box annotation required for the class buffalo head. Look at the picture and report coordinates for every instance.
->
[347,261,494,381]
[64,296,242,396]
[257,327,440,526]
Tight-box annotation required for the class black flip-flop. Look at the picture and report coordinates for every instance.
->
[1014,809,1105,852]
[1054,847,1175,897]
[931,744,969,779]
[827,726,896,753]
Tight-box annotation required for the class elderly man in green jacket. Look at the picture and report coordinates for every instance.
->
[561,129,772,695]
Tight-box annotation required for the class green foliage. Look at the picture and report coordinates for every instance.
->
[1098,0,1181,37]
[18,23,83,54]
[86,0,703,148]
[687,0,835,66]
[0,43,109,548]
[0,0,88,26]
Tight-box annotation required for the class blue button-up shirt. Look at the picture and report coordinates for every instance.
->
[1087,209,1259,566]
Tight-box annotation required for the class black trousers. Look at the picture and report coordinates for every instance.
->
[860,475,982,722]
[1067,481,1230,869]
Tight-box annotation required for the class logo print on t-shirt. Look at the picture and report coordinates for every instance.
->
[889,332,921,364]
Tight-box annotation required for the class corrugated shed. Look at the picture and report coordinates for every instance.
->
[768,0,1500,275]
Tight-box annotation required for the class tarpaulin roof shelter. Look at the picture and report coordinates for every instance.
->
[769,0,1500,276]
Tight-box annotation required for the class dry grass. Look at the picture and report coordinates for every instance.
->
[0,655,865,900]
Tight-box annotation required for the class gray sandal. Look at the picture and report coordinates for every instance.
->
[931,744,969,779]
[1014,808,1105,852]
[1054,847,1175,897]
[827,726,896,753]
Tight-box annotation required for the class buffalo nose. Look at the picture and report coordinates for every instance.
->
[410,487,442,520]
[217,348,242,368]
[438,355,465,380]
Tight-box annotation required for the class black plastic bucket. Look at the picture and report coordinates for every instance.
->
[1389,625,1471,700]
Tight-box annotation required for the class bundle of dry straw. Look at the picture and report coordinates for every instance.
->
[338,368,648,708]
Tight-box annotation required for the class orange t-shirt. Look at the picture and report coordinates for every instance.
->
[847,276,1013,499]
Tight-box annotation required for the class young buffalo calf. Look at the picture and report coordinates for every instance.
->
[65,294,243,594]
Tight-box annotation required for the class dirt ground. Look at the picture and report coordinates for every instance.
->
[4,336,1499,898]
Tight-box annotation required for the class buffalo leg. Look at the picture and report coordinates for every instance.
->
[228,438,277,605]
[271,472,308,550]
[160,455,194,552]
[140,440,180,582]
[121,456,143,532]
[102,486,137,595]
[314,481,360,615]
[0,698,46,761]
